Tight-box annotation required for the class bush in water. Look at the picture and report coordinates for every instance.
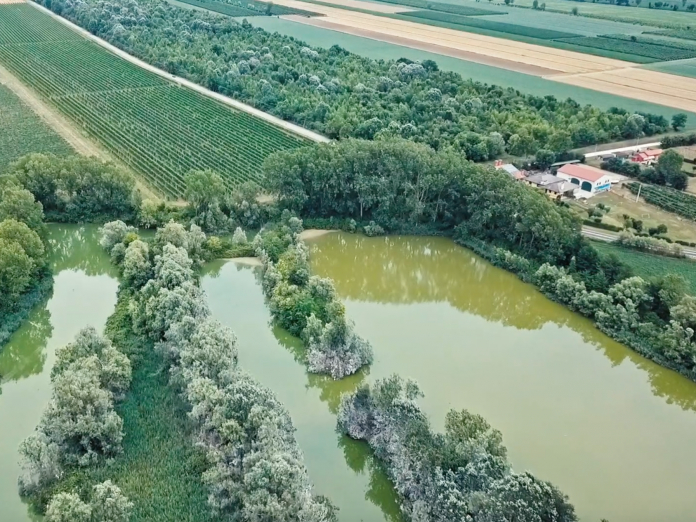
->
[338,375,576,522]
[121,229,335,520]
[9,153,140,224]
[19,328,131,494]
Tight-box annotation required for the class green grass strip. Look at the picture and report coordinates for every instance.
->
[32,290,220,522]
[556,36,696,61]
[592,241,696,293]
[373,0,505,16]
[401,9,579,39]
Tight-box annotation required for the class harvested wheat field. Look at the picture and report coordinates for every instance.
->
[260,0,696,112]
[551,67,696,113]
[291,0,414,13]
[266,0,627,74]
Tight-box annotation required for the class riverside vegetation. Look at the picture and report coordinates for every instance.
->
[6,141,696,522]
[264,138,696,382]
[0,153,139,348]
[34,0,673,163]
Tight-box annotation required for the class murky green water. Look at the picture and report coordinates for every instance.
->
[0,225,119,522]
[204,232,696,522]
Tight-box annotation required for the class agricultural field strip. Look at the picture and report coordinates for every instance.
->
[551,74,696,112]
[267,0,696,112]
[282,0,415,13]
[1,5,309,197]
[550,67,696,112]
[28,1,330,143]
[262,0,628,73]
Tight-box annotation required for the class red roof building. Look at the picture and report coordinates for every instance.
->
[632,149,663,164]
[556,164,613,196]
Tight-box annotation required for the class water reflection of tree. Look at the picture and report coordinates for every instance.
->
[47,224,119,277]
[0,305,53,383]
[309,235,549,331]
[272,325,367,414]
[310,234,696,415]
[270,325,400,521]
[337,435,403,522]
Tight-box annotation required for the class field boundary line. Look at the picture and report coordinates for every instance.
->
[28,1,330,144]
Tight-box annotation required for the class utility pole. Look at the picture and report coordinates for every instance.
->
[635,182,642,202]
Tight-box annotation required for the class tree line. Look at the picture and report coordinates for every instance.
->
[0,180,49,346]
[40,0,673,160]
[98,219,337,521]
[263,138,696,381]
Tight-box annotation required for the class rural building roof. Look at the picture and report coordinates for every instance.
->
[501,164,519,175]
[545,181,574,194]
[557,163,610,183]
[525,173,575,194]
[644,148,663,157]
[526,173,562,186]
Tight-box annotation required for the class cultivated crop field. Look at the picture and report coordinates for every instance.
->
[370,0,503,15]
[177,0,319,17]
[402,9,578,39]
[0,4,307,197]
[626,182,696,220]
[592,241,696,292]
[494,0,696,28]
[0,83,73,169]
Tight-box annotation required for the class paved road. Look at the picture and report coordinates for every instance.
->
[582,226,696,259]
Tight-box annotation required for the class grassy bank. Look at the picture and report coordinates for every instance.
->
[592,241,696,293]
[33,289,218,521]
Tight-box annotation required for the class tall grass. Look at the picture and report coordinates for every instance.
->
[33,289,221,521]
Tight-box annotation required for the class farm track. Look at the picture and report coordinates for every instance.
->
[0,61,103,158]
[29,1,329,144]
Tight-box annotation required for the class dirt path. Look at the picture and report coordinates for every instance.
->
[0,63,104,158]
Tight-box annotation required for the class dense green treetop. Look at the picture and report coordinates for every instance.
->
[41,0,670,158]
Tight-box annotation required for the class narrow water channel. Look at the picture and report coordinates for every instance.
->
[0,225,119,522]
[203,233,696,522]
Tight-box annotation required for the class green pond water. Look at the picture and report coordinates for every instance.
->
[3,227,696,522]
[203,232,696,522]
[0,225,119,522]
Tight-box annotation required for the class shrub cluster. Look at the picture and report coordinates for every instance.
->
[661,132,696,148]
[8,153,140,224]
[19,328,132,495]
[257,218,373,378]
[338,375,577,522]
[615,230,685,258]
[44,481,133,522]
[534,264,696,379]
[100,221,335,521]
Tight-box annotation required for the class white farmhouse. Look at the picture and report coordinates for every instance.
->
[556,164,612,198]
